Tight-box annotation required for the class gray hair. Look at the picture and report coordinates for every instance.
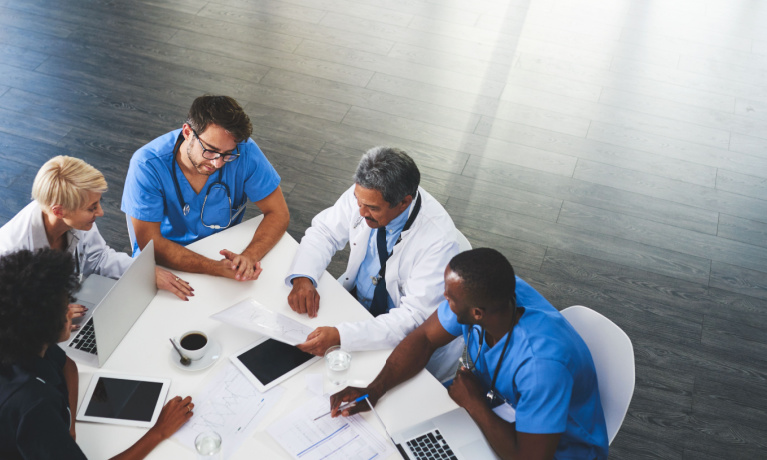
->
[353,147,420,207]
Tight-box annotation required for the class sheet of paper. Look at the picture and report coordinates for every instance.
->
[211,298,313,345]
[174,362,284,459]
[267,395,395,460]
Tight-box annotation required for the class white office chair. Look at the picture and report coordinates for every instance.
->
[456,229,472,252]
[560,305,635,444]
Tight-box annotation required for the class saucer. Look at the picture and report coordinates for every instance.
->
[170,339,221,371]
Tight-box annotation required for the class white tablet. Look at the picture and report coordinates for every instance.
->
[231,337,320,392]
[76,373,170,428]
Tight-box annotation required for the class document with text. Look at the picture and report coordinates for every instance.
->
[267,395,396,460]
[212,298,312,345]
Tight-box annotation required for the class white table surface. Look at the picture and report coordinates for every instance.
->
[76,216,457,459]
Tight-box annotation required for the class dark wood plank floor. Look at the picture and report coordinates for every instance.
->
[2,0,766,457]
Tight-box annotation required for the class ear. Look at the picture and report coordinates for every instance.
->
[397,194,414,211]
[181,123,193,140]
[471,306,484,322]
[50,204,66,219]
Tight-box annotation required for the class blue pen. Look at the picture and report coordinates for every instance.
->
[313,394,369,420]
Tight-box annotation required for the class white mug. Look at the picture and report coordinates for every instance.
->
[177,330,209,361]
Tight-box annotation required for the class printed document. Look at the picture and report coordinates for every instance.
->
[268,395,396,460]
[212,298,312,345]
[174,362,284,459]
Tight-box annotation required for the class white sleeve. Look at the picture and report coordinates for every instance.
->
[79,223,133,279]
[285,185,357,285]
[336,233,460,351]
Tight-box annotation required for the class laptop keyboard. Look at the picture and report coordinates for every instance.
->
[406,429,457,460]
[69,318,98,355]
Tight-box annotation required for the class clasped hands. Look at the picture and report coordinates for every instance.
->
[218,249,263,281]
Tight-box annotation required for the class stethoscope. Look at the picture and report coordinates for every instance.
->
[460,298,518,407]
[170,134,246,230]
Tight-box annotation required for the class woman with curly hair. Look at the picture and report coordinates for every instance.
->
[0,249,194,460]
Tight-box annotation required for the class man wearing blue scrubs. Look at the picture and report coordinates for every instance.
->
[330,248,608,460]
[122,96,289,281]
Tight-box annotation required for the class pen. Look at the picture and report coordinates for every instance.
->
[314,394,369,420]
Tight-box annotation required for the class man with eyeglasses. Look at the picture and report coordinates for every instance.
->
[121,95,289,281]
[330,248,608,460]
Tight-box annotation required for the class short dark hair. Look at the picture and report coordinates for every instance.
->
[448,248,516,310]
[353,147,420,207]
[0,249,79,365]
[186,95,253,143]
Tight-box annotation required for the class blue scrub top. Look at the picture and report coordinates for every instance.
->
[121,129,281,255]
[438,276,609,460]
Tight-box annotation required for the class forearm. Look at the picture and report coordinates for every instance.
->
[63,357,79,435]
[241,207,289,261]
[109,430,164,460]
[465,403,519,459]
[152,237,226,277]
[368,330,437,398]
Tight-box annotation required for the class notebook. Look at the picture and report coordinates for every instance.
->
[391,407,500,460]
[59,241,157,368]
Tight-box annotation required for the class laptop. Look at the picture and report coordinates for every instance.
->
[59,241,157,368]
[390,407,500,460]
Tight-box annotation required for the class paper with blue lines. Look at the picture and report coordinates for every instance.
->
[268,395,395,460]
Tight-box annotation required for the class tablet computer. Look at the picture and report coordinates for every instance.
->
[76,373,170,428]
[231,337,320,392]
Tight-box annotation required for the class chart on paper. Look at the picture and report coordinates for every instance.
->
[268,396,395,460]
[174,362,284,459]
[212,298,312,345]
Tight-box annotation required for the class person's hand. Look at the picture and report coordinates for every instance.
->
[220,249,262,281]
[68,303,87,331]
[288,277,320,317]
[329,386,379,418]
[155,268,194,301]
[297,327,340,356]
[447,368,486,411]
[147,396,194,440]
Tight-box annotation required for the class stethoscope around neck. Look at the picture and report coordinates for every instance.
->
[170,135,246,230]
[460,298,519,408]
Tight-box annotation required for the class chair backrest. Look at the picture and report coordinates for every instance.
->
[560,305,635,445]
[456,229,472,252]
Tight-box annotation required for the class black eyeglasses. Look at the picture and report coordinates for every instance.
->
[190,128,240,163]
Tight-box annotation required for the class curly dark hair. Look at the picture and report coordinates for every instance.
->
[448,248,517,311]
[0,249,79,365]
[186,95,253,143]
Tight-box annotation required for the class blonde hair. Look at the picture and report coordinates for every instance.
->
[32,156,108,212]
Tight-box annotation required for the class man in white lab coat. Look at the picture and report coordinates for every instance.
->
[286,147,465,381]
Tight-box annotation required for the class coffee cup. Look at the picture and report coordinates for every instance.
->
[178,330,209,361]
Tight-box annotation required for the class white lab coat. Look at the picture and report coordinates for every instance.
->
[287,185,465,381]
[0,201,132,279]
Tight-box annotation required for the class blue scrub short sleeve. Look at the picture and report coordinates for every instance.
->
[437,300,463,337]
[122,156,166,223]
[513,359,573,434]
[241,140,281,203]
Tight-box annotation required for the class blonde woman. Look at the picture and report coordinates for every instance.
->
[0,156,193,318]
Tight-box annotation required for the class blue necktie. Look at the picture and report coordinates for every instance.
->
[369,226,390,317]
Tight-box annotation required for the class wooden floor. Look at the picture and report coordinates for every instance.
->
[1,0,766,457]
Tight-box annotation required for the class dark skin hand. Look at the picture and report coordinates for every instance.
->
[109,395,194,460]
[296,326,340,356]
[288,277,321,317]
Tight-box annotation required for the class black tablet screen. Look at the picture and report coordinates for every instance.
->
[237,339,315,386]
[84,377,164,422]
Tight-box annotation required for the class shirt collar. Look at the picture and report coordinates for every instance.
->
[30,202,79,256]
[385,199,412,235]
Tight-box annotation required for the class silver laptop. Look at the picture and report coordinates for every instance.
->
[391,407,500,460]
[59,241,157,367]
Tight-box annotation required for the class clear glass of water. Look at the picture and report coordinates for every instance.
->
[325,345,351,387]
[195,431,222,459]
